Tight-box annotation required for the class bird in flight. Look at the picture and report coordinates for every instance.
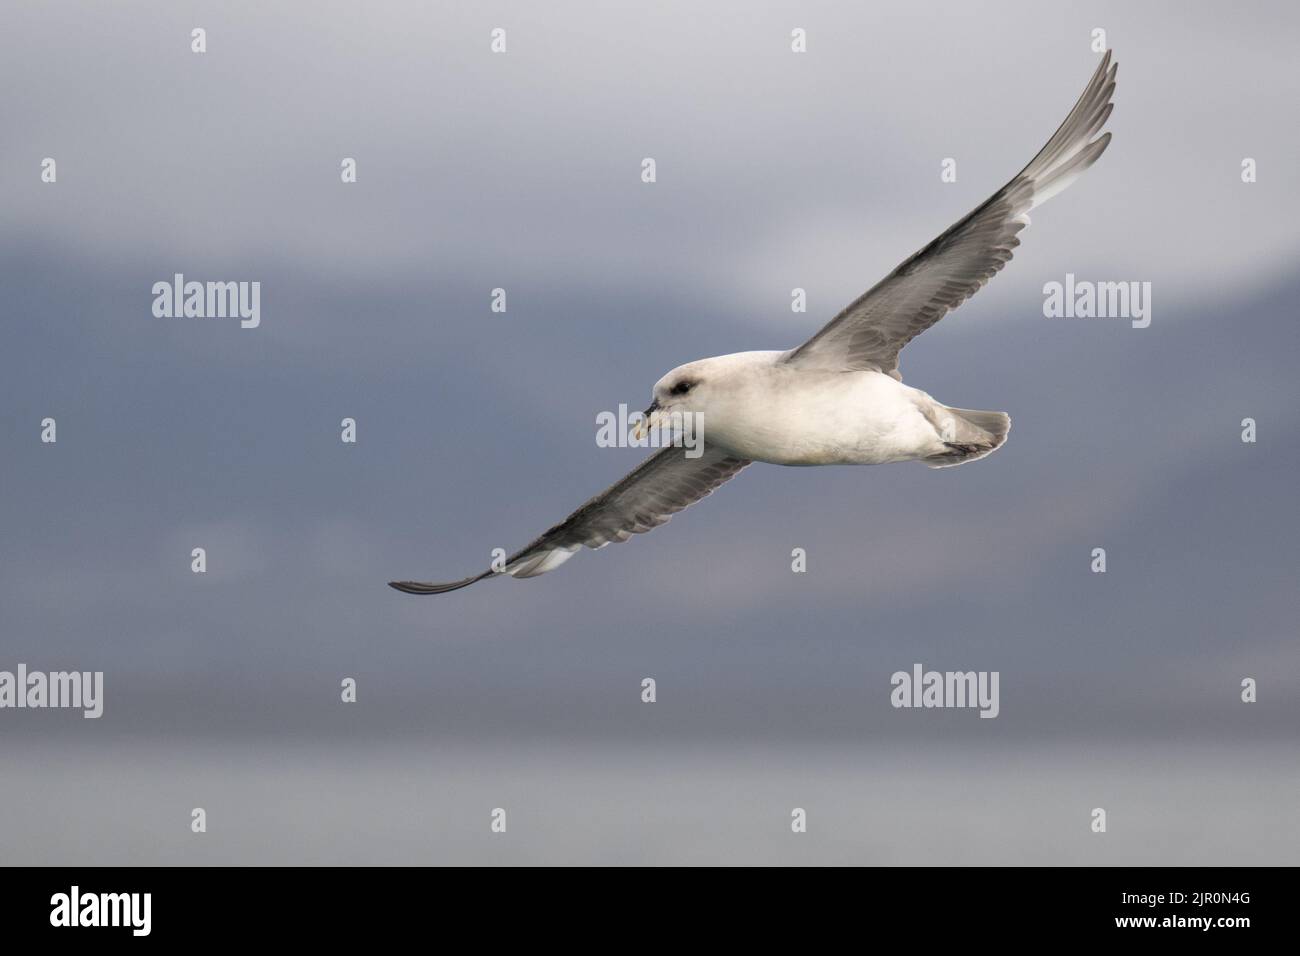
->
[390,52,1117,595]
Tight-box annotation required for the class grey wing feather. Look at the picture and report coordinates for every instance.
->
[388,443,750,595]
[782,51,1117,379]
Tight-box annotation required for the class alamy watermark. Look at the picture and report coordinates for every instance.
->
[50,886,150,936]
[1042,273,1151,328]
[0,664,103,718]
[595,404,704,458]
[152,273,261,328]
[890,663,999,718]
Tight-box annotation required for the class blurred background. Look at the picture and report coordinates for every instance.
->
[2,0,1297,864]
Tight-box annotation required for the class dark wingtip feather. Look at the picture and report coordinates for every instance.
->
[388,572,491,595]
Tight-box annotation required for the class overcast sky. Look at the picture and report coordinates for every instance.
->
[2,0,1297,864]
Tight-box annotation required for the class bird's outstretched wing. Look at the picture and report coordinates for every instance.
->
[389,443,751,594]
[782,51,1118,379]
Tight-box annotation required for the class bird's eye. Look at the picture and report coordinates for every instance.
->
[670,381,694,396]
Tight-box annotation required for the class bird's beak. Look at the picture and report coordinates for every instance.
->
[632,399,661,441]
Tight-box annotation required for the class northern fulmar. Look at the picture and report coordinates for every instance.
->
[391,52,1118,594]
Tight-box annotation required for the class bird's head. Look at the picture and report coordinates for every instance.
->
[635,352,781,442]
[633,359,715,441]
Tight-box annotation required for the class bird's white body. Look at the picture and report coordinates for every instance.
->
[652,351,950,466]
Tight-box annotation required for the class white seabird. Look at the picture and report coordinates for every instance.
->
[391,52,1118,594]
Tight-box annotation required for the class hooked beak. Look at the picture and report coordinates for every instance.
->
[632,399,661,440]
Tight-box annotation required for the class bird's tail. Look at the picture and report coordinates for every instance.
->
[924,407,1011,468]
